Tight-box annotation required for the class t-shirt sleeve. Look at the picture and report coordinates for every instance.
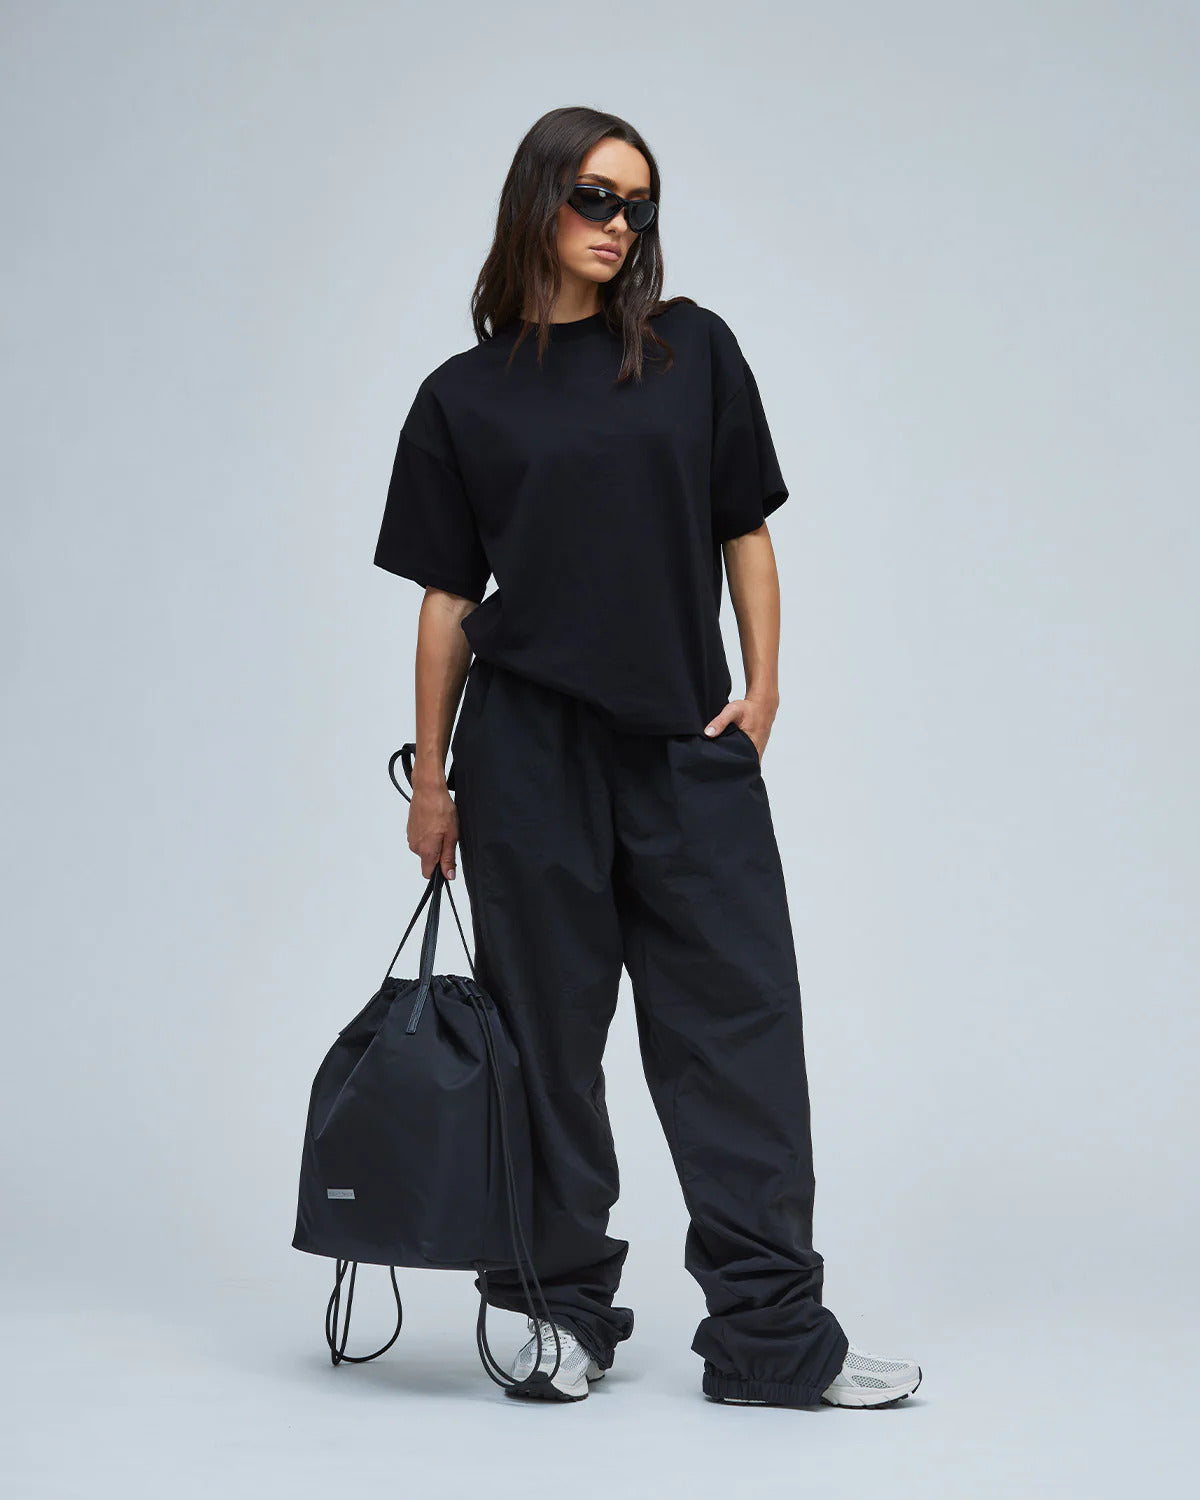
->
[373,379,492,603]
[708,319,789,544]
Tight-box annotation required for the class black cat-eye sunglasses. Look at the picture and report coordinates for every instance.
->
[567,182,658,234]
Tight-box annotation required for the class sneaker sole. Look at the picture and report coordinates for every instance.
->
[820,1366,923,1409]
[505,1372,589,1401]
[503,1365,605,1403]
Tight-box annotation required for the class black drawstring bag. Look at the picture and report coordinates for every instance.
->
[291,744,563,1390]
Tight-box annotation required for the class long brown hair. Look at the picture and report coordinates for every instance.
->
[471,106,695,384]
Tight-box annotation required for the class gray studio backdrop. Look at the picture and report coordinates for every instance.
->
[4,2,1196,1497]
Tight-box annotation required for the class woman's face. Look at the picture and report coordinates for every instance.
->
[556,137,652,288]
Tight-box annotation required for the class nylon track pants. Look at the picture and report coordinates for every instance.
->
[449,656,850,1406]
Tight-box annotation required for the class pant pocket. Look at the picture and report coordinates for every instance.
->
[729,724,761,765]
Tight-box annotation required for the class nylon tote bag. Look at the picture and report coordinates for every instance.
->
[291,744,562,1390]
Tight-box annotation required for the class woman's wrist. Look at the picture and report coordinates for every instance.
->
[411,748,450,792]
[744,683,780,713]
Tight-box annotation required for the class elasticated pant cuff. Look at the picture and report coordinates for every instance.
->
[702,1362,830,1408]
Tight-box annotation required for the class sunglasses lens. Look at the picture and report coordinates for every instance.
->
[568,185,618,222]
[627,200,657,233]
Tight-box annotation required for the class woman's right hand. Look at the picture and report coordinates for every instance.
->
[407,779,460,882]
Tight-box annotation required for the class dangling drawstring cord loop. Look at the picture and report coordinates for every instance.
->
[325,1259,403,1365]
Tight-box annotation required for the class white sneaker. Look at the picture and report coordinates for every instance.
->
[505,1317,606,1401]
[820,1341,922,1408]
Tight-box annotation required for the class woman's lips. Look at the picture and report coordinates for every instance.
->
[591,245,621,262]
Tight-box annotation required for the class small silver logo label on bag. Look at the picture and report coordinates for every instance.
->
[326,1188,355,1200]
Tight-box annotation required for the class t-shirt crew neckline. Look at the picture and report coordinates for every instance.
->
[499,311,610,342]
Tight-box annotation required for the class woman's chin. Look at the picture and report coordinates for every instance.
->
[567,258,620,285]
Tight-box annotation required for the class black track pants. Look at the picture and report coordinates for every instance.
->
[450,657,850,1406]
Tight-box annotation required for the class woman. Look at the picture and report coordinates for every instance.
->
[373,106,922,1410]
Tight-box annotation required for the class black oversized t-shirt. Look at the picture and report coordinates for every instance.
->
[373,300,789,734]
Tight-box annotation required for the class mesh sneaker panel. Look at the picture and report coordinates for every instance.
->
[846,1350,909,1373]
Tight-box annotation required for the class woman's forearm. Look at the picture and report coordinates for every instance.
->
[723,525,782,710]
[412,587,477,792]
